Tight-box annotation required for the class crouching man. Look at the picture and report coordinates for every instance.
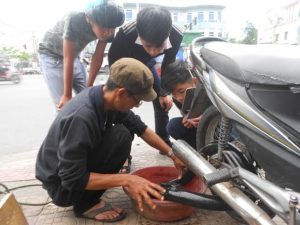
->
[35,58,185,222]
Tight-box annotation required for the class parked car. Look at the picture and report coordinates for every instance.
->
[23,67,41,75]
[83,51,109,75]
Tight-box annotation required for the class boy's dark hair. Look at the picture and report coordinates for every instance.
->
[136,7,172,47]
[161,60,192,93]
[86,2,125,28]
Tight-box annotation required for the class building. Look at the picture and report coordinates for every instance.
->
[258,0,300,44]
[115,0,226,44]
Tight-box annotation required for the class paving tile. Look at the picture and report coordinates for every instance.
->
[1,138,287,225]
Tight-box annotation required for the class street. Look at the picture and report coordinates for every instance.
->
[0,75,53,155]
[0,74,179,155]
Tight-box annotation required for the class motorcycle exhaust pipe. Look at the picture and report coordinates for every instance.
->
[172,140,276,225]
[164,189,231,210]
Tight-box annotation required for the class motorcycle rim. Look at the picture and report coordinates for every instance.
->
[12,75,21,84]
[196,105,221,152]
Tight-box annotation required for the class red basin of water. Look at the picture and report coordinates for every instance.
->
[130,166,206,222]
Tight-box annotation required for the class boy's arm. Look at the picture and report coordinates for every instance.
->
[87,41,107,87]
[159,31,183,99]
[57,39,76,109]
[161,27,183,74]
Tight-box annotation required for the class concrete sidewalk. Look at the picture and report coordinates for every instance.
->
[0,138,286,225]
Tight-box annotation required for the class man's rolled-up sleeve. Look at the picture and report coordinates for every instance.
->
[117,111,147,136]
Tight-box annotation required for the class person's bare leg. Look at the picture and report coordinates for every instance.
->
[84,200,124,221]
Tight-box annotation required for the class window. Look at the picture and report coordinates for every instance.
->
[218,11,222,22]
[218,32,222,37]
[125,9,133,21]
[284,31,288,40]
[209,31,214,37]
[288,6,295,21]
[199,32,204,37]
[275,34,279,42]
[173,12,178,23]
[209,11,214,22]
[187,12,192,23]
[198,12,204,22]
[297,26,300,44]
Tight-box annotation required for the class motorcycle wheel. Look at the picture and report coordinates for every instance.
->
[196,105,221,152]
[11,75,21,84]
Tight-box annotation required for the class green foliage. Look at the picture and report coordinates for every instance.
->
[18,51,32,62]
[0,46,33,62]
[0,46,18,59]
[0,46,35,67]
[241,21,257,44]
[0,46,35,70]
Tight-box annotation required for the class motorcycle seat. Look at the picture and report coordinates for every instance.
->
[200,42,300,86]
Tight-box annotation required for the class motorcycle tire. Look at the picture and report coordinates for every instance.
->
[11,75,21,84]
[196,105,221,152]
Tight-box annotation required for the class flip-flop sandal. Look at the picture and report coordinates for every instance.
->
[119,155,132,174]
[79,201,126,222]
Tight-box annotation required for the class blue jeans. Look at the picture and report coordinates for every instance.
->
[167,117,197,149]
[147,60,170,145]
[39,53,87,109]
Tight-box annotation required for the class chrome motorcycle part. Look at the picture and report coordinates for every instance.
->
[217,116,231,161]
[289,196,298,225]
[173,140,276,225]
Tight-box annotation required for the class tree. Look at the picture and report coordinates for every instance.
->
[0,46,19,59]
[18,51,32,62]
[241,22,257,44]
[0,46,34,69]
[16,52,33,69]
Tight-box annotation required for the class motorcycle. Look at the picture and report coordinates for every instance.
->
[162,37,300,225]
[0,64,21,84]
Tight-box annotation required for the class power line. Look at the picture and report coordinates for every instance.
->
[0,19,35,32]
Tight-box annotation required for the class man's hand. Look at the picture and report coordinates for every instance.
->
[57,95,72,110]
[123,175,165,212]
[170,154,186,179]
[182,115,201,128]
[159,96,173,112]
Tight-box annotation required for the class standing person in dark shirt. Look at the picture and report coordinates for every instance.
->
[35,58,185,223]
[38,1,125,111]
[108,6,183,149]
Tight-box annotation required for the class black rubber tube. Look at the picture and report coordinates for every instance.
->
[164,190,231,211]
